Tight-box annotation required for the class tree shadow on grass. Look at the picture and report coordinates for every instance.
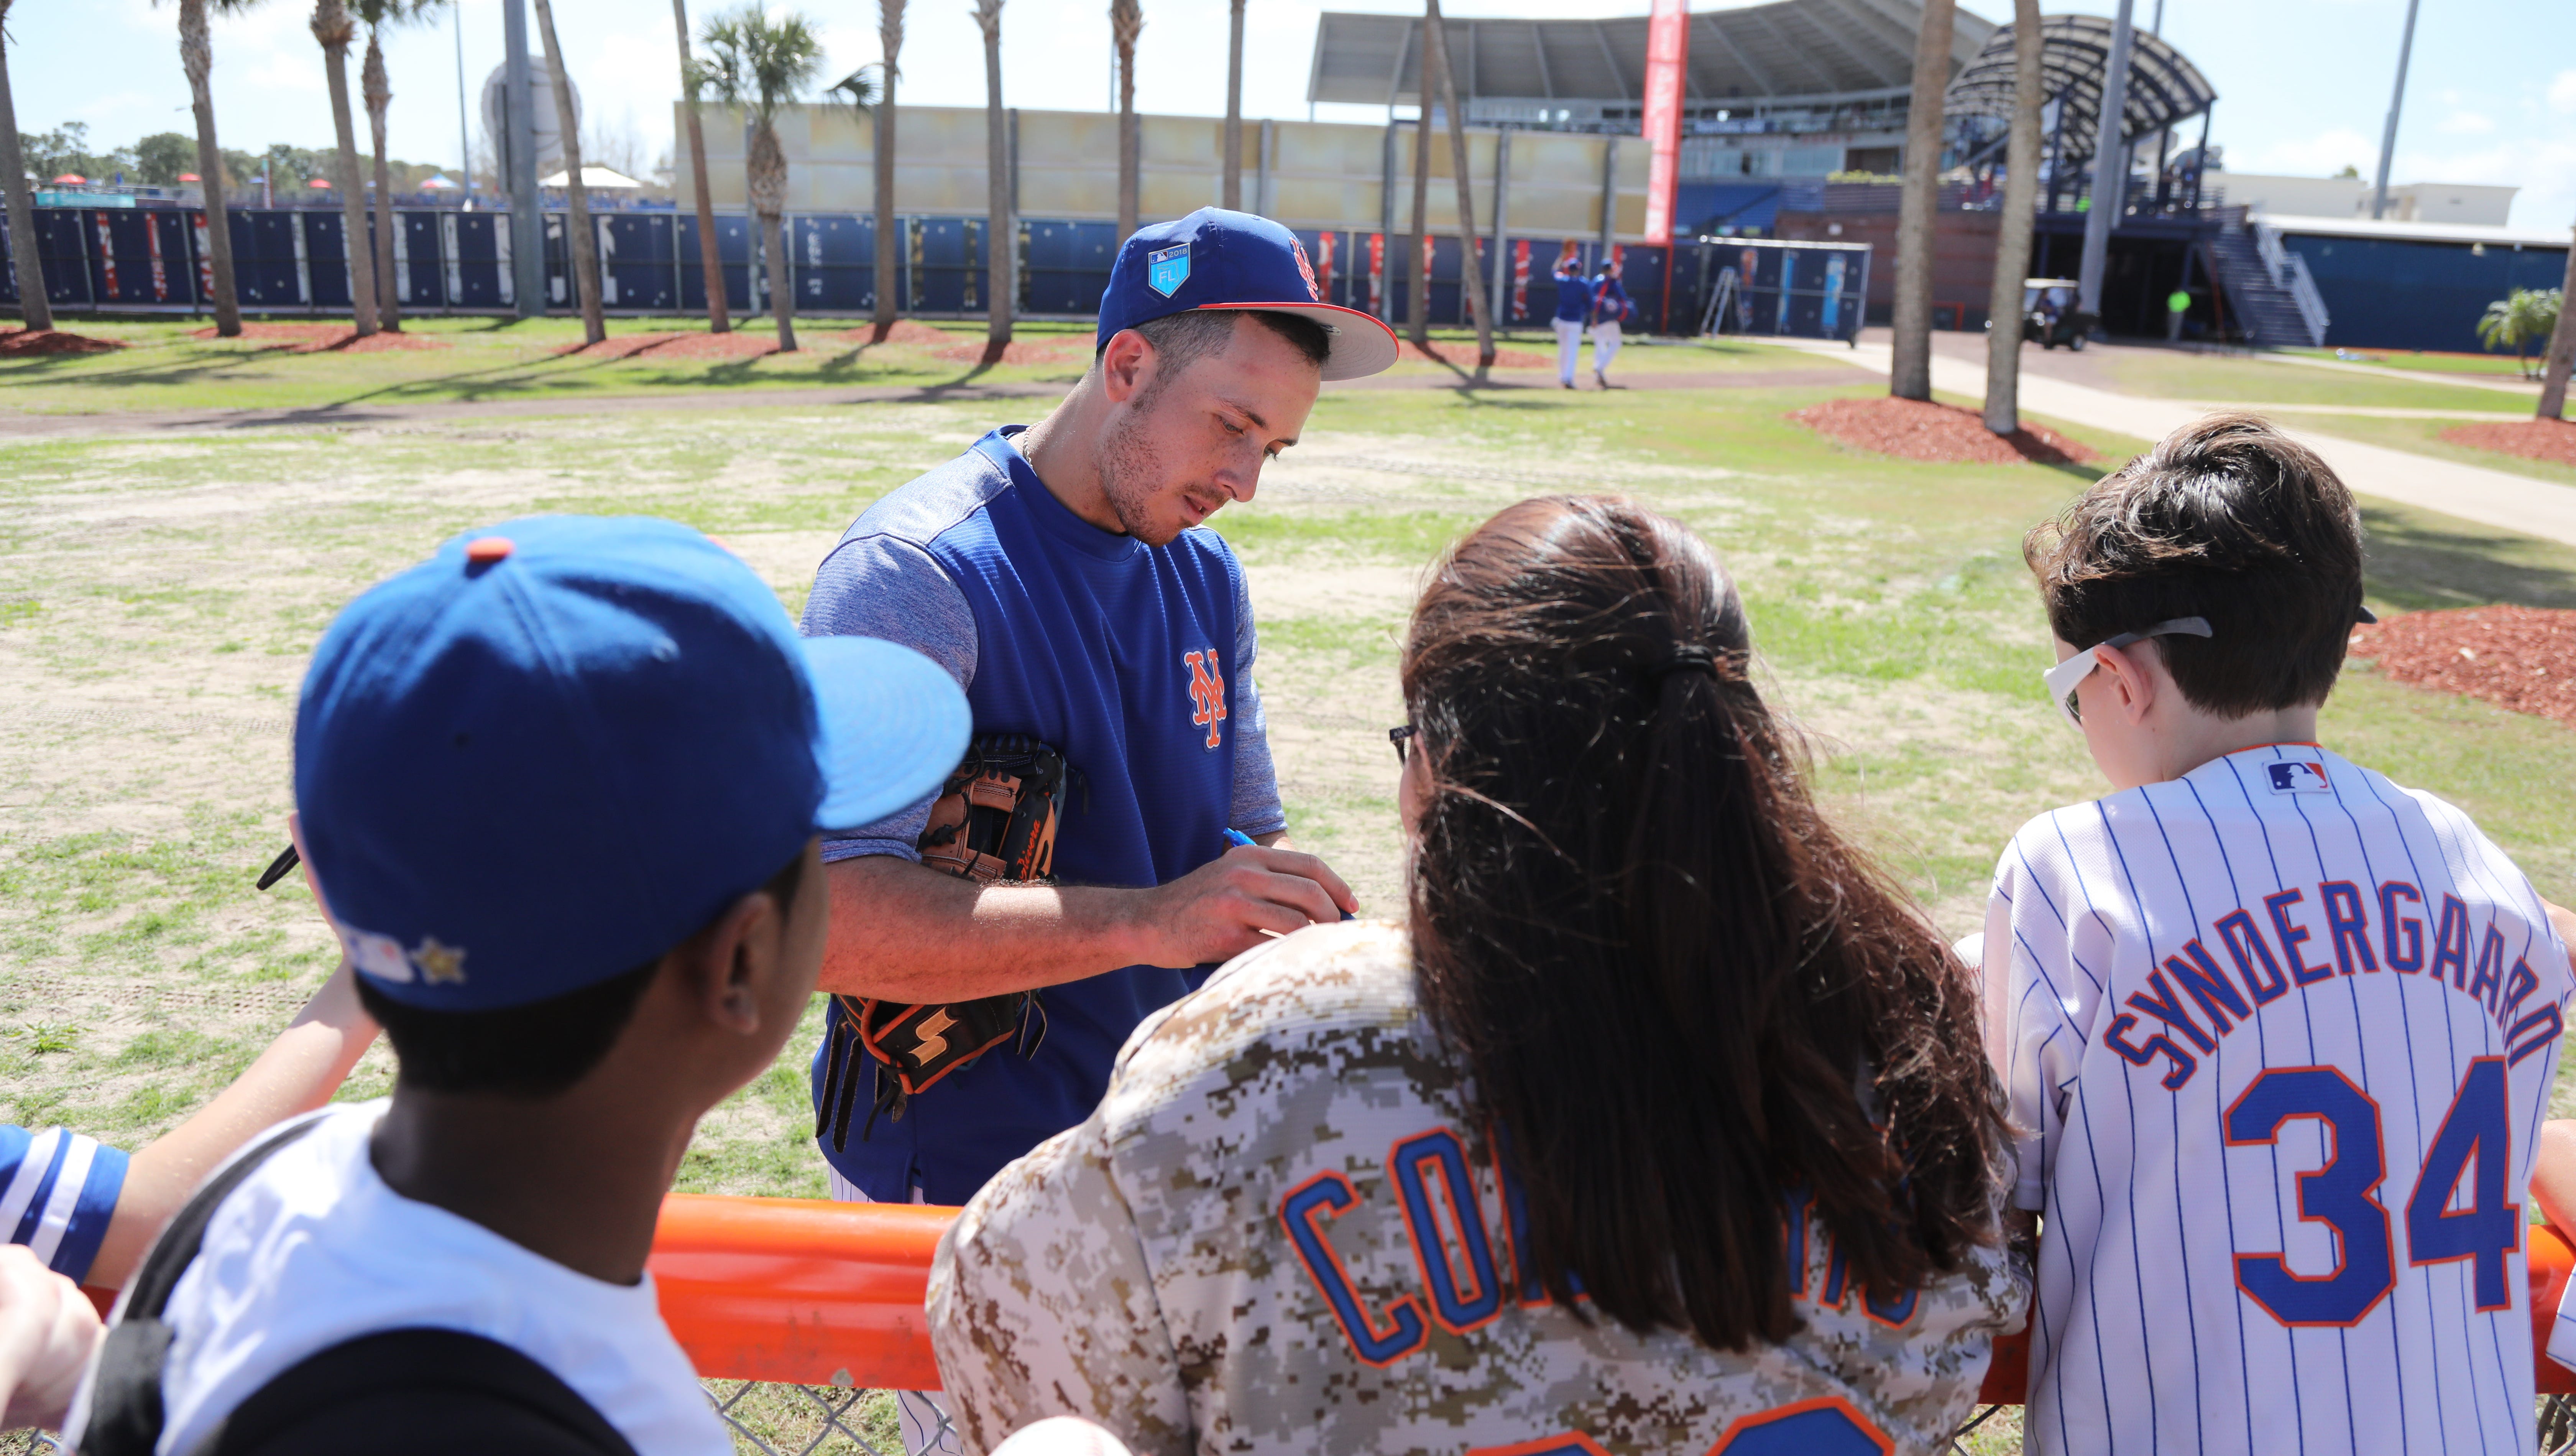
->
[2361,503,2576,612]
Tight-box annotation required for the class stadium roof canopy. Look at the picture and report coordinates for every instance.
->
[1945,16,2215,160]
[1307,1,1995,108]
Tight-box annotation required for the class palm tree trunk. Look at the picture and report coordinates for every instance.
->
[179,0,240,337]
[1111,0,1141,238]
[1222,0,1244,211]
[0,1,54,332]
[531,0,605,346]
[362,26,401,331]
[2538,229,2576,421]
[748,123,795,350]
[1407,58,1432,348]
[312,0,380,336]
[1427,0,1492,374]
[672,0,729,333]
[871,0,904,341]
[976,0,1012,365]
[1890,0,1955,400]
[1981,0,2042,435]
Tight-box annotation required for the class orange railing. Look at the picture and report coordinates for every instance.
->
[646,1193,2576,1402]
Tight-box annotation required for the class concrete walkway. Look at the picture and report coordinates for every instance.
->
[1769,336,2576,551]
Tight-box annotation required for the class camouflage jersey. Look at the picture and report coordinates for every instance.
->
[928,920,2030,1456]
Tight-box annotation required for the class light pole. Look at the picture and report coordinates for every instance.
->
[2369,0,2421,220]
[2075,0,2135,326]
[501,0,544,318]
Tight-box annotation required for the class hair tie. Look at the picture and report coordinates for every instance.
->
[1653,645,1721,680]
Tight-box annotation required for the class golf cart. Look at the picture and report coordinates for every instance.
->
[2017,278,2093,350]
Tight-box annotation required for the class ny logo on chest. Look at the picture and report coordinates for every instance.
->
[1183,648,1228,750]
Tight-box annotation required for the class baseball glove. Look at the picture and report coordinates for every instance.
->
[815,734,1066,1151]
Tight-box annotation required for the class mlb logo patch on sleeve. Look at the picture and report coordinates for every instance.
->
[1146,243,1191,297]
[2267,760,2331,794]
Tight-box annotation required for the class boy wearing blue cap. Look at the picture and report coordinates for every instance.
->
[800,208,1393,1454]
[66,517,968,1456]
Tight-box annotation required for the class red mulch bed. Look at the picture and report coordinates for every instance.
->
[1398,339,1552,369]
[931,337,1085,365]
[189,322,447,353]
[2440,418,2576,469]
[2349,606,2576,730]
[554,331,785,359]
[0,329,122,355]
[1789,396,2101,466]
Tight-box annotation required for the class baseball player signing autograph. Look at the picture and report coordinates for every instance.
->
[798,209,1393,1451]
[928,498,2027,1456]
[1986,415,2574,1455]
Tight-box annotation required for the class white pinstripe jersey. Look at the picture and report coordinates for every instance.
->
[1983,743,2571,1456]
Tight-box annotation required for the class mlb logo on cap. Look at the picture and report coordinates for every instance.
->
[1146,243,1191,297]
[1096,207,1398,382]
[2267,760,2331,794]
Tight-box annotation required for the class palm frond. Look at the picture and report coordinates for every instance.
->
[695,5,828,126]
[822,64,878,116]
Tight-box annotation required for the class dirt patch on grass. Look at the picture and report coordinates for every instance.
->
[554,331,785,360]
[1790,396,2099,465]
[1397,339,1552,369]
[187,322,447,354]
[2441,418,2576,468]
[0,329,125,356]
[2350,606,2576,730]
[836,320,964,347]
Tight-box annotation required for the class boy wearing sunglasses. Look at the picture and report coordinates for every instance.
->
[1981,412,2571,1455]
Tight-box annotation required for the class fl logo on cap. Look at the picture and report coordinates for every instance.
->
[1146,242,1191,297]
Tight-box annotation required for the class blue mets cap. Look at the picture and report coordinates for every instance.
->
[293,515,969,1012]
[1096,207,1398,382]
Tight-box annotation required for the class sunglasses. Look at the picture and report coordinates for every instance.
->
[1389,724,1417,763]
[2041,617,2213,728]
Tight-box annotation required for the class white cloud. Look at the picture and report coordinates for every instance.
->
[2551,70,2576,115]
[2435,111,2497,136]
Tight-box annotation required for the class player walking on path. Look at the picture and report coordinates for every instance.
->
[929,497,2027,1455]
[799,209,1393,1454]
[1586,257,1634,388]
[1985,414,2574,1455]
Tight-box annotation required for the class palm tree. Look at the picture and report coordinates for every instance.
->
[1110,0,1141,238]
[696,6,826,352]
[867,0,903,342]
[1426,0,1492,373]
[1222,0,1244,211]
[531,0,604,346]
[0,0,53,332]
[672,0,728,333]
[1980,0,2042,436]
[1405,27,1431,350]
[1890,0,1954,400]
[2476,288,2561,381]
[169,0,260,337]
[310,0,381,336]
[356,0,438,332]
[2540,234,2576,421]
[974,0,1011,365]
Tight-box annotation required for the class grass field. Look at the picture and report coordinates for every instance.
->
[6,344,2576,1453]
[2108,348,2553,412]
[2285,346,2548,379]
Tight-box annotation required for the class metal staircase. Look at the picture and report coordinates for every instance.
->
[2208,206,2330,348]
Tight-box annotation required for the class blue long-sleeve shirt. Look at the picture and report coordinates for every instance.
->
[1551,270,1592,323]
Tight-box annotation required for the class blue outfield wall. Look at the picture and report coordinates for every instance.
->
[0,203,1806,339]
[2279,230,2571,355]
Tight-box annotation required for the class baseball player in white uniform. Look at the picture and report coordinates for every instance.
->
[1986,413,2573,1455]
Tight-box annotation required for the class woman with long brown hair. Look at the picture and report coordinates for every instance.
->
[929,496,2027,1455]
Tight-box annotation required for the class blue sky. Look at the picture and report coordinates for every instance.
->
[16,0,2574,228]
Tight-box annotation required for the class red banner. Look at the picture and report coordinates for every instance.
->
[192,212,215,301]
[1511,238,1529,321]
[1316,230,1336,304]
[145,214,169,301]
[1367,231,1385,315]
[94,213,117,297]
[1640,0,1689,245]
